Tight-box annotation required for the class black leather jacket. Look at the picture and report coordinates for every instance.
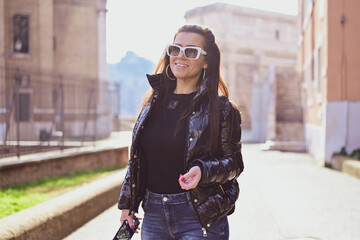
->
[118,73,244,229]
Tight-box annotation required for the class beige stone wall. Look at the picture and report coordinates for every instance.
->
[54,0,98,79]
[276,69,303,123]
[0,0,5,127]
[0,0,110,141]
[327,0,360,101]
[298,0,326,128]
[299,0,360,163]
[0,146,128,187]
[185,3,301,142]
[1,0,40,141]
[275,68,304,141]
[38,0,54,71]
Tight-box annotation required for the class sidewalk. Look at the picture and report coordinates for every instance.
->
[63,144,360,240]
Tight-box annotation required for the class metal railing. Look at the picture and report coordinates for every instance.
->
[0,64,120,158]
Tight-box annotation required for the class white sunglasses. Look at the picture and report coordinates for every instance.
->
[166,44,207,60]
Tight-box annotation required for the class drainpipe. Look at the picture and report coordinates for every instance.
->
[345,101,348,148]
[340,0,348,149]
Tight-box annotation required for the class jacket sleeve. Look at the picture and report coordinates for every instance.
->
[117,163,131,210]
[191,100,244,186]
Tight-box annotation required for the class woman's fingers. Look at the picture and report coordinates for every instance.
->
[120,210,142,234]
[128,217,134,229]
[178,166,201,190]
[179,177,196,190]
[120,209,130,223]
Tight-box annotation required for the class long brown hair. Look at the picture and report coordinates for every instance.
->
[143,24,229,155]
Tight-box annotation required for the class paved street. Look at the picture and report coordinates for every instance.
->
[64,144,360,240]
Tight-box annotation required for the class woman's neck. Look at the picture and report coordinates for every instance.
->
[174,78,198,94]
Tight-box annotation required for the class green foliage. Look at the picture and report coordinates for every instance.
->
[0,165,125,219]
[350,148,360,160]
[339,147,348,156]
[333,146,360,161]
[333,146,348,156]
[0,191,49,219]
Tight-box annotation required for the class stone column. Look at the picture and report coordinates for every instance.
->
[0,0,5,141]
[96,0,107,83]
[251,69,263,142]
[264,66,276,142]
[227,62,237,101]
[38,0,54,71]
[251,52,270,143]
[96,0,112,136]
[0,0,5,80]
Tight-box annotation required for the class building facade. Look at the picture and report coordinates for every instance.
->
[185,3,304,150]
[297,0,360,165]
[0,0,111,143]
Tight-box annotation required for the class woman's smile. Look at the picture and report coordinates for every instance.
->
[174,62,189,68]
[170,32,207,84]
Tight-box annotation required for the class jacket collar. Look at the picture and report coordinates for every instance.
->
[146,73,164,93]
[146,73,209,103]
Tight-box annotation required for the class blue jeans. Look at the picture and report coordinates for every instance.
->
[141,190,229,240]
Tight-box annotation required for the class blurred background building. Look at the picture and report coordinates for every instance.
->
[0,0,114,149]
[297,0,360,165]
[185,3,305,151]
[2,0,359,164]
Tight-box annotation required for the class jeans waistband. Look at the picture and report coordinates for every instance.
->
[145,189,191,205]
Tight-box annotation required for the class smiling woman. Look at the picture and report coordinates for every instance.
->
[168,31,209,94]
[117,24,244,240]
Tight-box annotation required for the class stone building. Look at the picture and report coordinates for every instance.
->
[0,0,110,142]
[185,3,304,150]
[297,0,360,165]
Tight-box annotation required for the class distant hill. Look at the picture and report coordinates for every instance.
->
[108,51,155,118]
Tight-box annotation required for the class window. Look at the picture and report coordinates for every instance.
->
[314,33,323,103]
[311,54,315,81]
[317,47,322,94]
[305,57,313,106]
[15,93,30,122]
[13,15,29,53]
[275,30,280,40]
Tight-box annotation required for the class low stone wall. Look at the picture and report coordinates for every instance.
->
[331,155,360,180]
[0,168,127,240]
[342,160,360,180]
[0,146,129,187]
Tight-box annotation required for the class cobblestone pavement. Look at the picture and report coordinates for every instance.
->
[63,144,360,240]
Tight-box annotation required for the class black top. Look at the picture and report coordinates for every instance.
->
[139,91,197,194]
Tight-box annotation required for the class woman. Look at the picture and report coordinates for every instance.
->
[118,24,244,239]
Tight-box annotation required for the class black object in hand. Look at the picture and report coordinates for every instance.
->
[112,215,140,240]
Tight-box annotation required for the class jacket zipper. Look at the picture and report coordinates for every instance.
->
[184,113,208,237]
[202,227,208,237]
[133,94,157,209]
[183,117,190,167]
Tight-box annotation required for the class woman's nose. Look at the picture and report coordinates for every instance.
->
[177,50,186,59]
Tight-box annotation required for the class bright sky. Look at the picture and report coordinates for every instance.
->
[106,0,298,64]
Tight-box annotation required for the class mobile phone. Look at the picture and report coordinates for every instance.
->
[113,215,140,240]
[128,215,140,238]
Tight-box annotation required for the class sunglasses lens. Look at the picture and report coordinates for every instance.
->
[167,45,201,59]
[168,45,180,56]
[184,48,198,59]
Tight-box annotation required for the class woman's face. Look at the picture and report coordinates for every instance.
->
[170,32,208,83]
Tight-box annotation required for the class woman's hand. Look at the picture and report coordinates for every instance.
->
[178,166,202,190]
[120,209,141,233]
